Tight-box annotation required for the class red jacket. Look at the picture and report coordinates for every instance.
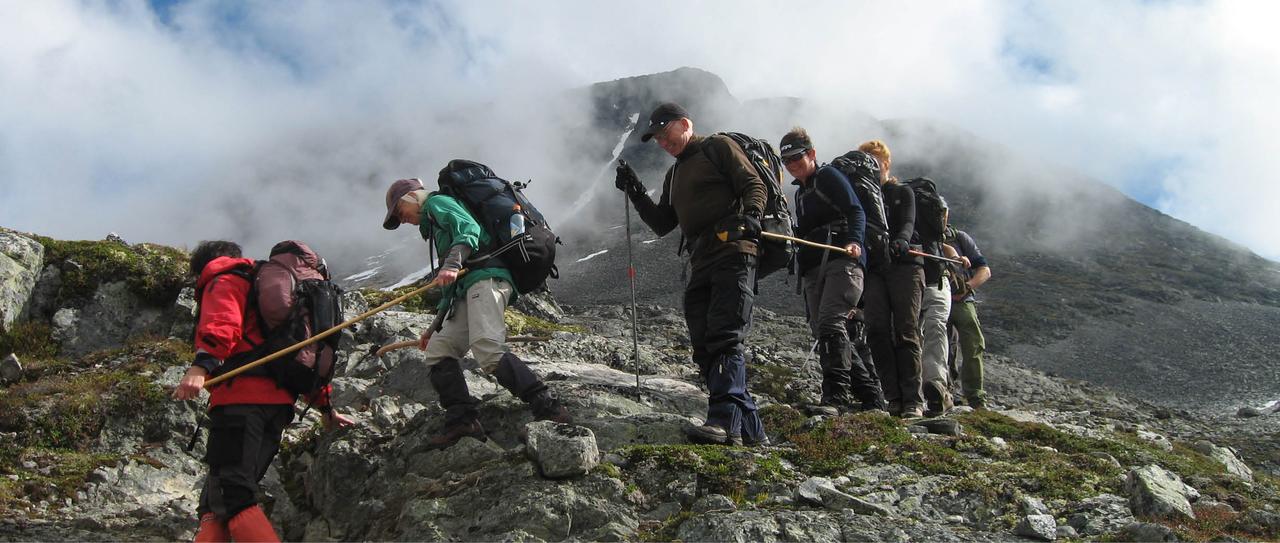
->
[194,256,330,408]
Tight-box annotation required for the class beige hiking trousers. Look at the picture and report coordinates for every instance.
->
[423,278,512,372]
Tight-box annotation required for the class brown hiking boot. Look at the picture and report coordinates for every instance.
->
[685,424,731,445]
[967,396,987,411]
[923,381,954,417]
[899,404,925,419]
[530,391,573,424]
[534,404,573,424]
[425,419,486,450]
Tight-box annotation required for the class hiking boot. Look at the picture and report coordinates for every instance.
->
[923,380,954,418]
[533,403,573,424]
[887,400,903,417]
[425,419,486,450]
[685,424,731,445]
[967,396,987,411]
[899,404,925,419]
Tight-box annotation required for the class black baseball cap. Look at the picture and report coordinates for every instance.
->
[640,102,690,142]
[779,131,813,159]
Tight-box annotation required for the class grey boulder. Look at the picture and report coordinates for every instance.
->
[525,421,600,479]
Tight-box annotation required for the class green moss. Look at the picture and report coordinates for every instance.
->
[33,236,188,308]
[0,448,119,515]
[0,321,59,361]
[781,411,910,475]
[618,444,787,498]
[595,462,622,479]
[504,310,584,335]
[750,362,803,404]
[358,285,442,313]
[0,339,186,451]
[637,510,693,542]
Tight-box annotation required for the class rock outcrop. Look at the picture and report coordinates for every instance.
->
[2,243,1278,542]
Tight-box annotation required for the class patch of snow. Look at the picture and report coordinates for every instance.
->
[576,250,608,263]
[343,266,383,282]
[609,225,624,230]
[565,113,642,219]
[384,265,433,291]
[642,239,660,244]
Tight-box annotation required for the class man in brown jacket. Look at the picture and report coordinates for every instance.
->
[615,102,769,446]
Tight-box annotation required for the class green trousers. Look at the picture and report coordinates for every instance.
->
[948,300,986,401]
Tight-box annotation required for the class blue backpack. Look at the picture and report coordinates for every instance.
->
[435,159,560,294]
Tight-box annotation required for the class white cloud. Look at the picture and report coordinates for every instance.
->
[1,0,1278,260]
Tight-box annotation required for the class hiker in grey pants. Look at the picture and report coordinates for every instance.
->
[781,127,886,413]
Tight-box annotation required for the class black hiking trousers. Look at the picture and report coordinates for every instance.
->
[684,252,765,442]
[863,262,925,410]
[198,403,295,519]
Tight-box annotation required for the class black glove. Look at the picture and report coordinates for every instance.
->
[714,214,762,243]
[891,239,911,259]
[615,161,645,196]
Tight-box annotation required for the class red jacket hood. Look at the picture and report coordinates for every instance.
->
[197,256,256,290]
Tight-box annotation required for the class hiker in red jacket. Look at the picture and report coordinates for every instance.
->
[173,240,353,543]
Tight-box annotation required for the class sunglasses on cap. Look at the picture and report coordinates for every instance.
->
[782,151,809,164]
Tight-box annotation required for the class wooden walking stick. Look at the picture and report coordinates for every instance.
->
[203,270,466,388]
[760,231,856,255]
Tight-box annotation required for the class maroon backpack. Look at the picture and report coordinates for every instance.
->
[216,240,344,396]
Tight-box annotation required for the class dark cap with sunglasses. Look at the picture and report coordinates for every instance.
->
[640,102,691,142]
[779,132,813,160]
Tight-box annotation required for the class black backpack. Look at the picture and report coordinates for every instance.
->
[209,241,344,397]
[831,150,891,263]
[714,132,795,279]
[904,177,947,244]
[436,159,559,294]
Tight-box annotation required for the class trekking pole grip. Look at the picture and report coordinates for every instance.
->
[203,269,467,389]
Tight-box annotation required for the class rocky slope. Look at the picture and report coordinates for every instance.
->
[3,230,1280,542]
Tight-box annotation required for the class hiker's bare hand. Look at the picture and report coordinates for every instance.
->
[173,367,208,400]
[322,411,355,431]
[418,330,432,350]
[844,243,862,259]
[436,268,459,286]
[960,256,972,269]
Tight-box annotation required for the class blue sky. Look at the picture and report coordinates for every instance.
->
[2,0,1278,260]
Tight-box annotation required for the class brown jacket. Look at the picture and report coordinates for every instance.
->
[631,134,767,270]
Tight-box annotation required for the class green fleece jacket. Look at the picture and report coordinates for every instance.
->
[418,193,517,311]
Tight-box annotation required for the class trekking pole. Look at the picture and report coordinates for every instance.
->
[203,270,467,388]
[760,231,857,255]
[619,159,642,399]
[907,249,964,266]
[375,335,551,357]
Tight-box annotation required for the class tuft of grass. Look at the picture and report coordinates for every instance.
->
[595,462,622,479]
[0,321,59,361]
[504,309,585,335]
[358,285,442,313]
[33,236,188,309]
[637,509,693,542]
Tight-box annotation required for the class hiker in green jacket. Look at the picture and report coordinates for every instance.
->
[383,177,570,449]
